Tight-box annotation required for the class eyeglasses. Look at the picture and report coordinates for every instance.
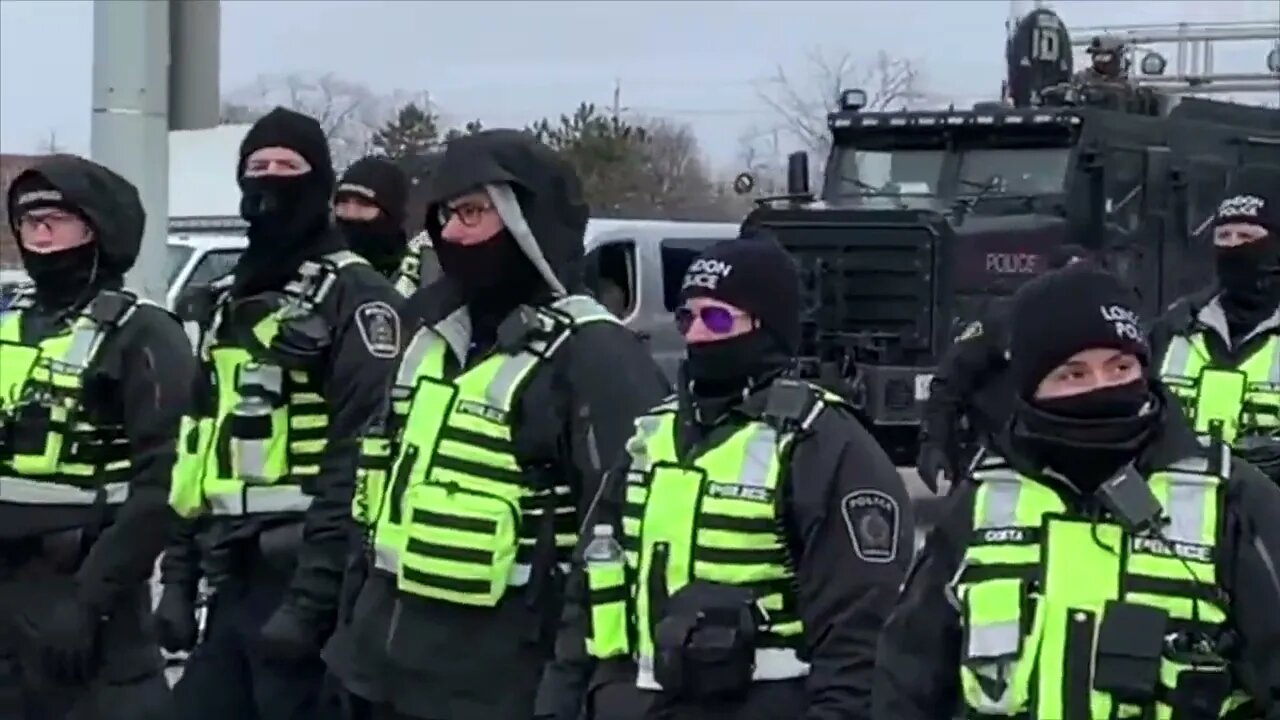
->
[18,211,80,233]
[675,305,747,335]
[438,201,494,228]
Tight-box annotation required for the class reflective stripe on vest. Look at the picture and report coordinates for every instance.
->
[1160,329,1280,445]
[0,290,143,504]
[169,251,365,519]
[606,390,828,689]
[371,294,617,607]
[956,458,1233,719]
[0,475,129,505]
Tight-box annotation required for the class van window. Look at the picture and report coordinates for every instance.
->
[186,249,242,289]
[586,240,637,318]
[660,237,730,311]
[166,246,194,287]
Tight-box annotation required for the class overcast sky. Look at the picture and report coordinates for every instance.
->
[2,0,1277,172]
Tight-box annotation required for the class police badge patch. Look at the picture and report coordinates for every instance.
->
[354,301,400,359]
[841,489,900,564]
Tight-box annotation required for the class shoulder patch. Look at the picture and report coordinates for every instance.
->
[354,301,401,359]
[841,489,901,564]
[954,320,984,343]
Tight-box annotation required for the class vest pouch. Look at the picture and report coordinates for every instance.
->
[1193,369,1247,444]
[652,580,759,702]
[7,401,66,475]
[1093,600,1168,703]
[585,556,630,659]
[1166,667,1232,720]
[170,415,214,518]
[1162,634,1232,720]
[397,481,520,607]
[229,363,288,484]
[959,578,1045,714]
[354,436,393,527]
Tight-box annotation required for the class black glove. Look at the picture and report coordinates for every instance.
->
[916,441,954,494]
[14,591,102,685]
[154,585,200,653]
[260,602,330,662]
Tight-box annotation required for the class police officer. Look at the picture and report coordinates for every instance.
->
[335,156,429,296]
[1,155,192,718]
[584,234,914,720]
[1152,166,1280,465]
[159,107,404,720]
[1074,34,1130,85]
[917,244,1093,490]
[875,264,1280,719]
[323,128,668,720]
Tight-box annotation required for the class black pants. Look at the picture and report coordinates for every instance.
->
[171,571,337,720]
[0,656,174,720]
[343,695,521,720]
[586,679,654,720]
[639,678,807,720]
[0,560,174,720]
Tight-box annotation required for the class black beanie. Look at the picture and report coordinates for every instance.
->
[337,156,408,226]
[238,107,334,185]
[6,172,85,231]
[679,231,801,354]
[1214,164,1278,234]
[1009,264,1149,397]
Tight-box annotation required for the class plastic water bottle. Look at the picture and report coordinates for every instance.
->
[583,524,624,566]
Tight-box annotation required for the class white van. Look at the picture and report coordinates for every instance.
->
[580,221,741,379]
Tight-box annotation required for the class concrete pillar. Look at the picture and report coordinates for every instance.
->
[91,0,171,302]
[169,0,220,131]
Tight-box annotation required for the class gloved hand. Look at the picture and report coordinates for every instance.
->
[154,585,200,653]
[14,591,102,685]
[916,441,954,494]
[259,602,329,662]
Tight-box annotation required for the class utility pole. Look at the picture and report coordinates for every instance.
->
[611,78,622,120]
[91,0,221,302]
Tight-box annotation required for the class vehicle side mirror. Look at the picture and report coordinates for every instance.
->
[174,284,216,324]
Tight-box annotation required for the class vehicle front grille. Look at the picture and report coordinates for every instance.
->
[768,222,937,363]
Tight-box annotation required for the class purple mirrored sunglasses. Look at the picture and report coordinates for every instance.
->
[675,305,739,335]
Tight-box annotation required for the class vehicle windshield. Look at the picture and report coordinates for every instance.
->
[829,147,947,198]
[165,245,194,287]
[955,147,1072,197]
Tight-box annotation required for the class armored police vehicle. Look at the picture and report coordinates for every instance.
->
[742,8,1280,462]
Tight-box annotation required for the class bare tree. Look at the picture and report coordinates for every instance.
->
[735,124,786,195]
[220,101,264,125]
[630,118,735,221]
[222,72,424,169]
[756,49,929,160]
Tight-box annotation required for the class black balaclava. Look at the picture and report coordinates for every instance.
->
[232,107,338,297]
[335,156,409,277]
[677,231,801,416]
[1008,264,1157,492]
[8,173,103,311]
[1213,165,1280,323]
